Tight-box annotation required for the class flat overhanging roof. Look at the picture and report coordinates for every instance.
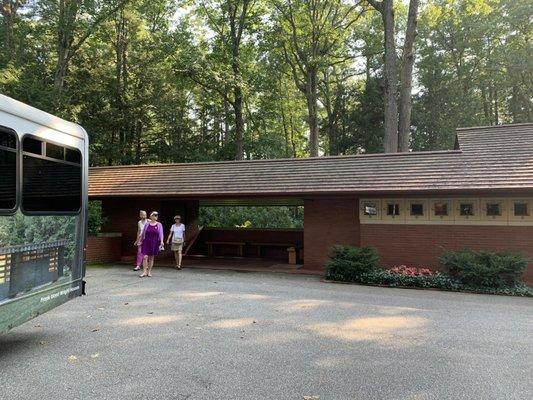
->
[89,123,533,199]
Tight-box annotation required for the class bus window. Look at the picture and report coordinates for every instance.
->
[0,128,17,212]
[22,136,82,214]
[45,142,64,160]
[22,136,42,155]
[65,148,81,164]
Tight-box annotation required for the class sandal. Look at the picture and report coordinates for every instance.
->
[133,266,141,271]
[139,274,147,278]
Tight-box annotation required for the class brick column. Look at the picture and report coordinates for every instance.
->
[303,197,360,271]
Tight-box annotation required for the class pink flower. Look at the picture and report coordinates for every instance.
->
[388,265,434,276]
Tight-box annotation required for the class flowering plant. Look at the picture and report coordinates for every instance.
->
[388,265,434,276]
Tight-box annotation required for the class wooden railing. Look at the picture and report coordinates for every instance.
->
[183,226,204,256]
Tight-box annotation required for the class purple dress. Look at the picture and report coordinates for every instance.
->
[141,224,161,256]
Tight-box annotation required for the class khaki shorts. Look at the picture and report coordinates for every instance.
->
[171,240,183,252]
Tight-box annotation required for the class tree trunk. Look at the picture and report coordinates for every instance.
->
[328,121,338,156]
[54,0,72,92]
[280,103,290,157]
[381,0,398,153]
[510,85,518,122]
[493,88,498,125]
[289,114,297,158]
[115,8,129,160]
[481,85,490,123]
[488,85,494,125]
[223,98,230,146]
[54,57,68,91]
[233,86,244,160]
[306,67,319,157]
[1,1,17,58]
[228,1,249,161]
[397,0,418,152]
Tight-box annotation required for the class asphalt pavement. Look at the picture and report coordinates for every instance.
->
[0,265,532,400]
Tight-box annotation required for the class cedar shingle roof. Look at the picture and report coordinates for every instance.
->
[88,123,533,198]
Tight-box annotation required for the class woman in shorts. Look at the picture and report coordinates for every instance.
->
[166,215,185,270]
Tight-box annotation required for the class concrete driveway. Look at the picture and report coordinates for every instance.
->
[1,266,532,400]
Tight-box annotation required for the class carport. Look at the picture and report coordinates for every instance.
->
[95,195,307,268]
[88,124,533,279]
[87,156,364,272]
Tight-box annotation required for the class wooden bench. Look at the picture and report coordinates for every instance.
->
[250,243,296,257]
[205,241,246,257]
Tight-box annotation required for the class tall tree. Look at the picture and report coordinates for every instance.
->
[367,0,397,152]
[397,0,418,151]
[2,0,531,167]
[367,0,419,152]
[272,0,361,157]
[35,0,128,93]
[181,0,261,160]
[1,0,26,58]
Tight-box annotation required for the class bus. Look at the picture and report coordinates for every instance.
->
[0,95,88,333]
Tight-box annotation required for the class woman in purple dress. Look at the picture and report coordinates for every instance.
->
[138,211,164,277]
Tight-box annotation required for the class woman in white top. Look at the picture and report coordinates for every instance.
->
[166,215,186,270]
[133,210,148,271]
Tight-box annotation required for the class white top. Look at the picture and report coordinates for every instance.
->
[137,219,148,236]
[170,223,186,239]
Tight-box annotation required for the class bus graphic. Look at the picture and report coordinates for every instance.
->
[0,95,88,333]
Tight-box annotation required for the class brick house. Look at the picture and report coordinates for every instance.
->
[88,123,533,283]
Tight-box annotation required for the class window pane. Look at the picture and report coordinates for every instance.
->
[23,137,42,155]
[410,203,424,216]
[387,203,400,216]
[22,155,81,213]
[0,130,16,148]
[460,203,474,216]
[46,143,64,160]
[486,203,501,216]
[514,203,528,216]
[0,149,16,210]
[65,148,81,164]
[434,202,448,216]
[363,203,378,215]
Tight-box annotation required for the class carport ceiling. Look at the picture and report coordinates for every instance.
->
[199,197,304,207]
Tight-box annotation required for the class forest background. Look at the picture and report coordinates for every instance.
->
[1,0,531,229]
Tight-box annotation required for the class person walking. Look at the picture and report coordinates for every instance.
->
[138,211,164,277]
[166,215,186,270]
[133,210,148,271]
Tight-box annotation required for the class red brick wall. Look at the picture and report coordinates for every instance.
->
[86,236,122,264]
[360,224,533,284]
[303,198,360,270]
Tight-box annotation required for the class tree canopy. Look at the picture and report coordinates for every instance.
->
[1,0,531,165]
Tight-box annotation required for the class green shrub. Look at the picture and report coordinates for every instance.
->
[440,249,527,288]
[88,201,107,237]
[358,269,460,290]
[358,270,531,296]
[325,245,379,282]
